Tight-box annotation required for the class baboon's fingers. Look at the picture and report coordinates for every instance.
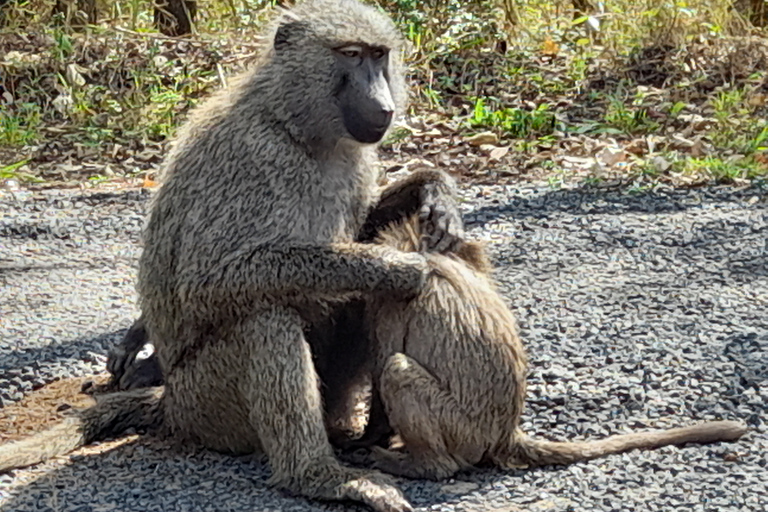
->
[276,463,414,512]
[419,202,464,254]
[417,196,464,255]
[351,471,414,512]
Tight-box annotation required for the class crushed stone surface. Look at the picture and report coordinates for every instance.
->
[0,181,766,512]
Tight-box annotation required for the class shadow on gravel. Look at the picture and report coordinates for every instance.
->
[724,333,768,389]
[0,330,124,375]
[0,329,126,406]
[467,183,767,226]
[0,439,517,512]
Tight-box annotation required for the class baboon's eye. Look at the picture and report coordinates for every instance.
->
[370,48,387,60]
[336,45,363,59]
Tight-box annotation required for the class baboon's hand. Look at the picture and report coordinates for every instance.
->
[375,248,429,297]
[343,471,414,512]
[418,181,464,254]
[106,318,164,391]
[278,462,412,512]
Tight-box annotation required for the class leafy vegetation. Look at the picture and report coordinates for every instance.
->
[1,0,767,187]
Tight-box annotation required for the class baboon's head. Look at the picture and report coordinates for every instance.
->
[266,0,408,146]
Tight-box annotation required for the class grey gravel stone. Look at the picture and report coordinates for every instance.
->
[0,182,766,511]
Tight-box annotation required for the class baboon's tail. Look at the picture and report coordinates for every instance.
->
[0,387,164,472]
[510,420,747,467]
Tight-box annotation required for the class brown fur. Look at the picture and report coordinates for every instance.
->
[365,217,748,480]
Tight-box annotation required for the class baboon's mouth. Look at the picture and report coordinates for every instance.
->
[351,126,389,144]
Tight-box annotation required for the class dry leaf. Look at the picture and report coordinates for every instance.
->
[624,139,648,156]
[747,93,766,107]
[542,38,559,56]
[690,138,707,157]
[142,178,159,188]
[52,94,74,115]
[650,155,672,172]
[489,146,510,161]
[66,63,87,88]
[596,148,626,167]
[670,134,695,151]
[466,131,498,146]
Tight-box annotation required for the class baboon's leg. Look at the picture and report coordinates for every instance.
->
[372,353,467,480]
[310,299,373,442]
[343,386,394,450]
[223,307,412,511]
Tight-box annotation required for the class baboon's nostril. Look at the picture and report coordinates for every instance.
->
[379,109,394,127]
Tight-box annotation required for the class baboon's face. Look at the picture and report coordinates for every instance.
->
[271,6,405,146]
[332,44,395,144]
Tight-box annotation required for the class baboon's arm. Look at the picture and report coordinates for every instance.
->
[185,242,427,300]
[357,169,464,253]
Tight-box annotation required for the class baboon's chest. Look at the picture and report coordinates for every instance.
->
[298,162,376,242]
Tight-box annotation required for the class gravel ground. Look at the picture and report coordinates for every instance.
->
[0,181,766,512]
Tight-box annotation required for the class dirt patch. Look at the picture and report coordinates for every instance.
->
[0,375,108,442]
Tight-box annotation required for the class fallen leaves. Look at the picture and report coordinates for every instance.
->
[489,146,510,161]
[465,131,499,146]
[3,28,768,189]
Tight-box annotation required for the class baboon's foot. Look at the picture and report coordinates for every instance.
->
[337,422,395,452]
[371,446,460,481]
[275,462,413,512]
[105,317,164,391]
[336,385,395,452]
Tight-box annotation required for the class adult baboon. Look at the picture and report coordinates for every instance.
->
[0,1,465,511]
[104,159,464,433]
[360,217,748,480]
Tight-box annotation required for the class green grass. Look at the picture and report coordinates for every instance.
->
[469,97,556,139]
[0,103,41,146]
[601,96,660,136]
[0,159,43,183]
[673,156,767,182]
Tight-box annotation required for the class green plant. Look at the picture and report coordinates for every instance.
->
[51,28,74,62]
[669,101,687,117]
[547,173,563,189]
[1,158,29,178]
[602,96,659,135]
[382,126,412,147]
[0,103,41,146]
[673,156,767,183]
[470,97,555,139]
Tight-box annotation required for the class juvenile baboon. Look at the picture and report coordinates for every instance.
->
[0,2,467,511]
[361,217,748,480]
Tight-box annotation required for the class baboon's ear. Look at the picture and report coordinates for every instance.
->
[274,20,307,51]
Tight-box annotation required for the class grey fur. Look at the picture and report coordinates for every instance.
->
[0,2,475,511]
[137,1,425,510]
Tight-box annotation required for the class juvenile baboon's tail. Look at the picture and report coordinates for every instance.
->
[509,420,747,467]
[0,387,164,472]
